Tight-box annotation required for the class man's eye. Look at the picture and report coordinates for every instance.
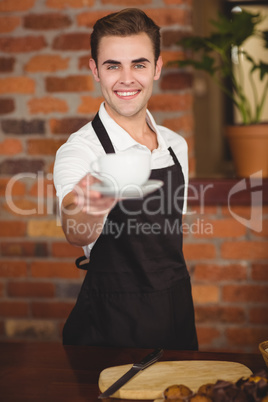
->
[107,65,118,70]
[135,64,145,69]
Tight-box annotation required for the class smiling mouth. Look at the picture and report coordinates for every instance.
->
[115,90,140,97]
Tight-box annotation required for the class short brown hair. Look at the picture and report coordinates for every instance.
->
[90,8,161,66]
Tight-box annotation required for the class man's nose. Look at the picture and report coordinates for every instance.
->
[119,68,135,85]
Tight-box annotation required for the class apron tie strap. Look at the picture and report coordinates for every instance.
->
[75,255,90,270]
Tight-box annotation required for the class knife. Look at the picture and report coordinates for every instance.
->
[98,348,163,399]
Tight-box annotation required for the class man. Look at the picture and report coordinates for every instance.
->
[53,8,198,350]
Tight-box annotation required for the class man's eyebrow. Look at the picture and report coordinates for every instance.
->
[102,60,121,65]
[102,57,151,65]
[132,57,150,63]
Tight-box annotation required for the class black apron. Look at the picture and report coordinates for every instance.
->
[63,113,198,350]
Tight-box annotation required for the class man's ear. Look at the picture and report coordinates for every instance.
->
[154,55,163,81]
[89,58,100,82]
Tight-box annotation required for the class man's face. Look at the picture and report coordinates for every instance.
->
[89,33,162,120]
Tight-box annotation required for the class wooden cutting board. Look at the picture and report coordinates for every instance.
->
[98,360,252,400]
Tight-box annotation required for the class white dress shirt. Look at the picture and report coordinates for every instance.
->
[53,102,188,257]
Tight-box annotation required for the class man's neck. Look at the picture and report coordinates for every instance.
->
[104,103,158,151]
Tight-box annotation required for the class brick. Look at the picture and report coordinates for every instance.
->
[148,93,192,112]
[24,13,71,30]
[27,220,65,238]
[144,8,191,27]
[32,301,74,318]
[221,206,252,218]
[164,0,192,4]
[192,285,219,303]
[162,29,188,47]
[5,319,57,340]
[249,307,268,325]
[77,10,117,27]
[195,306,245,323]
[31,260,80,279]
[8,281,55,298]
[223,285,268,303]
[0,98,15,114]
[29,178,56,198]
[49,117,89,134]
[0,221,27,238]
[162,114,193,134]
[0,283,3,297]
[253,219,268,238]
[0,178,25,197]
[161,72,192,90]
[194,218,246,238]
[25,55,69,73]
[101,0,151,4]
[46,75,93,92]
[226,327,268,348]
[0,301,29,317]
[0,260,27,277]
[56,282,81,298]
[227,210,263,235]
[47,0,94,8]
[53,33,90,51]
[161,50,185,67]
[77,96,105,114]
[52,242,83,258]
[0,159,44,175]
[0,0,36,12]
[0,16,20,33]
[196,326,221,346]
[251,263,268,281]
[0,77,35,94]
[27,138,66,155]
[0,36,46,53]
[79,55,90,70]
[0,139,22,155]
[3,199,41,217]
[221,241,268,260]
[0,241,48,257]
[2,119,45,135]
[223,206,268,220]
[193,264,247,281]
[183,243,216,260]
[28,96,68,114]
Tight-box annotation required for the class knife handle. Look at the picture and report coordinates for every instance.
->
[134,348,163,370]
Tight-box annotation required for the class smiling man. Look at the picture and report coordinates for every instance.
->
[53,8,198,350]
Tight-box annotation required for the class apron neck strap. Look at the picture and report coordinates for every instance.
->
[92,112,115,154]
[168,146,180,165]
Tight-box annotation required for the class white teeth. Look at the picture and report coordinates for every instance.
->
[116,91,138,97]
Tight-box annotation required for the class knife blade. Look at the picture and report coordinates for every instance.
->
[98,348,163,399]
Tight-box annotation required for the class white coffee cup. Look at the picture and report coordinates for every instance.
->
[90,152,151,189]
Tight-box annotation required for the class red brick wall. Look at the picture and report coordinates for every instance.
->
[0,0,267,353]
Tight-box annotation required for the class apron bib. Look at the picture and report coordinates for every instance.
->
[63,113,198,350]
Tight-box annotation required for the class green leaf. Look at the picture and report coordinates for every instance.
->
[210,10,262,47]
[259,62,268,80]
[262,30,268,49]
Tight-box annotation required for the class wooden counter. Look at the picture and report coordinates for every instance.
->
[0,342,266,401]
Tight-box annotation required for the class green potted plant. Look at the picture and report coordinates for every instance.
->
[174,9,268,177]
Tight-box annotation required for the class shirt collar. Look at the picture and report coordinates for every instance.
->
[98,102,168,152]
